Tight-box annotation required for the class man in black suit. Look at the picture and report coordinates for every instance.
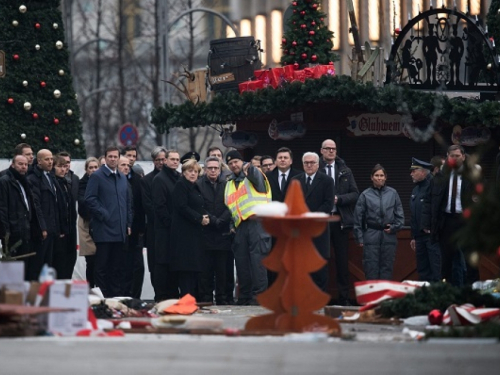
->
[423,145,476,286]
[265,147,301,287]
[292,152,334,292]
[319,139,359,305]
[266,147,301,202]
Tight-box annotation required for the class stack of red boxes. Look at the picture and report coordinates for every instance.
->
[238,64,335,94]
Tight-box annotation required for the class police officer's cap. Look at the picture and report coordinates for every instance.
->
[180,151,200,164]
[410,157,432,170]
[226,150,243,164]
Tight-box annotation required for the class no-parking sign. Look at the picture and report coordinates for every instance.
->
[119,123,138,146]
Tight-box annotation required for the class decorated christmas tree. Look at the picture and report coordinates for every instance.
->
[486,0,500,46]
[0,0,85,158]
[280,0,338,69]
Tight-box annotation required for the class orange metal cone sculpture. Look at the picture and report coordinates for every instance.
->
[245,180,341,334]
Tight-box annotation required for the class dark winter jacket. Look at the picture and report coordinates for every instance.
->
[77,173,91,221]
[27,166,60,236]
[128,168,145,234]
[410,173,432,239]
[196,174,232,251]
[55,175,77,236]
[65,169,80,202]
[170,176,206,272]
[319,157,359,228]
[141,168,160,250]
[152,166,179,264]
[353,185,404,245]
[84,165,133,243]
[0,168,45,247]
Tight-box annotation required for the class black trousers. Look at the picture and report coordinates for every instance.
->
[31,234,55,281]
[153,263,179,302]
[123,233,145,298]
[225,251,235,303]
[94,241,125,298]
[178,271,199,298]
[440,213,465,285]
[311,264,329,292]
[199,250,228,304]
[53,232,77,280]
[329,222,350,301]
[85,255,96,288]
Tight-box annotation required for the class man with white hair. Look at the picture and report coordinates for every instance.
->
[292,152,334,292]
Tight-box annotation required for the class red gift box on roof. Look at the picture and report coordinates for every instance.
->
[238,80,264,93]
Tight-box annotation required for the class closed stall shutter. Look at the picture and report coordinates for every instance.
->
[340,136,435,226]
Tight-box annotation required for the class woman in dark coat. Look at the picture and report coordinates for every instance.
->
[170,159,208,298]
[77,157,99,287]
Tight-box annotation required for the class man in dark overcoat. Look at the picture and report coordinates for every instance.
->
[292,152,334,292]
[140,146,167,300]
[266,147,301,203]
[319,139,359,305]
[85,146,133,297]
[27,149,59,280]
[152,150,180,301]
[0,155,45,280]
[196,156,232,304]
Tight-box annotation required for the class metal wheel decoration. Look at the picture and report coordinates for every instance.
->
[385,6,499,91]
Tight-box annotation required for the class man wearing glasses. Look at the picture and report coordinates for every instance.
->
[319,139,359,305]
[292,152,334,291]
[260,155,275,173]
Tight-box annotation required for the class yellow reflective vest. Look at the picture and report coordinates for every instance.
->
[224,175,271,228]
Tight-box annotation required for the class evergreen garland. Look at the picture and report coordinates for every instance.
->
[151,75,500,133]
[379,283,500,319]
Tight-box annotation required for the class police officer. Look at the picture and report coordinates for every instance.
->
[224,150,271,305]
[410,157,441,282]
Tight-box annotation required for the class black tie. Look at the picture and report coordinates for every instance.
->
[450,172,458,214]
[306,176,312,192]
[327,164,332,177]
[280,173,287,194]
[46,173,54,193]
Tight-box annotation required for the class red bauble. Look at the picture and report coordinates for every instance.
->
[292,41,297,47]
[300,24,306,29]
[35,23,41,29]
[53,118,59,125]
[293,62,299,70]
[301,53,307,60]
[13,54,19,61]
[40,81,46,88]
[307,40,313,47]
[395,27,401,35]
[282,38,287,45]
[428,309,443,325]
[44,136,49,143]
[311,54,317,61]
[284,50,289,54]
[320,18,324,21]
[327,39,331,43]
[475,183,484,194]
[312,4,318,10]
[292,1,297,5]
[328,61,334,65]
[7,98,14,104]
[309,30,315,36]
[300,11,305,16]
[293,9,297,13]
[446,157,457,169]
[32,113,39,120]
[311,21,316,26]
[462,208,472,219]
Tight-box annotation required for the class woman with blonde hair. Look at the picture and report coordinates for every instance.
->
[170,159,209,298]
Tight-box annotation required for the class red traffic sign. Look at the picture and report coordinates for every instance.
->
[119,123,138,146]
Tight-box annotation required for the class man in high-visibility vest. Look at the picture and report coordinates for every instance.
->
[224,150,272,305]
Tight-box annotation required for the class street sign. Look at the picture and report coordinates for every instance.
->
[119,123,138,146]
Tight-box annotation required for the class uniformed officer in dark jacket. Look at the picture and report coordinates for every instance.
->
[0,155,45,280]
[196,156,232,304]
[409,157,441,282]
